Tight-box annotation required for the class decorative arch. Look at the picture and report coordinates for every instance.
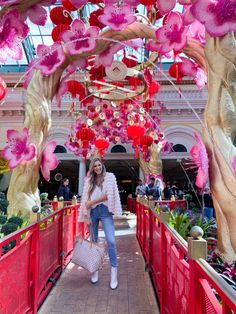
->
[164,125,200,152]
[172,144,187,152]
[55,145,67,153]
[111,145,127,153]
[47,127,70,151]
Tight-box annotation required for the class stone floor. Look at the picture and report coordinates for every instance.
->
[38,213,159,314]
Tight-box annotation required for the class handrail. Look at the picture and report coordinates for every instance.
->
[136,199,236,314]
[197,259,236,305]
[151,207,188,251]
[0,204,82,314]
[164,222,188,252]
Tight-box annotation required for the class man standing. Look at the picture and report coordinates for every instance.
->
[58,178,73,201]
[146,177,161,201]
[135,179,146,197]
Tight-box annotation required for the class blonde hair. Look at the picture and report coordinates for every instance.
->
[88,158,106,199]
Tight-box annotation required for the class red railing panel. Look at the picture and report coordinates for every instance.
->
[136,200,236,314]
[136,201,141,243]
[38,220,61,293]
[0,204,80,314]
[63,209,75,255]
[150,213,161,297]
[0,234,33,314]
[142,206,150,261]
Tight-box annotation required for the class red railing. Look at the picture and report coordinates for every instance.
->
[127,197,136,213]
[0,204,88,314]
[136,200,236,314]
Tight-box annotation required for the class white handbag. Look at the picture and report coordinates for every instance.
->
[71,236,106,273]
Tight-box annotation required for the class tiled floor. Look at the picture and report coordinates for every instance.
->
[38,213,159,314]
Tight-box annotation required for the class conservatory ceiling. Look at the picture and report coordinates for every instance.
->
[0,2,182,70]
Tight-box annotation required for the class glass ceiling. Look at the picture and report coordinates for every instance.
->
[0,2,182,72]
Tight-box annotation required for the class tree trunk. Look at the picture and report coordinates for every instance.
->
[203,32,236,261]
[7,68,65,221]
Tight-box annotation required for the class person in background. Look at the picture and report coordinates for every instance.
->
[58,178,73,201]
[79,158,122,289]
[146,177,161,201]
[135,179,146,197]
[163,183,174,200]
[203,187,214,220]
[177,189,185,200]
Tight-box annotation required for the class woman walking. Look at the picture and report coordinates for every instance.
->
[79,158,122,289]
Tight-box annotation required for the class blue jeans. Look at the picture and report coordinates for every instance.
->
[204,207,214,220]
[90,204,118,267]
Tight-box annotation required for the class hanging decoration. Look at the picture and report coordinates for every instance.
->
[127,125,146,158]
[50,6,72,25]
[76,126,95,159]
[94,138,110,159]
[51,24,70,42]
[139,135,153,161]
[169,62,184,82]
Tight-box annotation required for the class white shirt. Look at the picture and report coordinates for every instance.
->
[90,185,108,208]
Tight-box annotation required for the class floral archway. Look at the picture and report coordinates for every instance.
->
[0,0,236,260]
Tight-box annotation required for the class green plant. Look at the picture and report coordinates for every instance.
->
[8,216,23,227]
[169,211,192,239]
[40,193,48,201]
[191,216,216,237]
[0,192,8,214]
[0,215,7,225]
[1,222,18,235]
[185,194,192,202]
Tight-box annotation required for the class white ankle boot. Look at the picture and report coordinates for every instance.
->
[110,267,118,289]
[91,270,99,284]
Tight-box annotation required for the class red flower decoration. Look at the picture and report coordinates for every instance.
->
[89,9,105,29]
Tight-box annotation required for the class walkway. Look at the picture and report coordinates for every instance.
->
[39,213,159,314]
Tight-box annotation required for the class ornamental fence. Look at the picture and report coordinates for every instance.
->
[136,198,236,314]
[0,203,88,314]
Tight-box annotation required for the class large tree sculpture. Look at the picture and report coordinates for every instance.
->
[1,0,236,260]
[203,33,236,261]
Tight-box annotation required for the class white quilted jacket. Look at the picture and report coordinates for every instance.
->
[78,172,122,222]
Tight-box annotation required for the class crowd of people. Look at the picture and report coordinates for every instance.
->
[135,178,215,220]
[135,178,181,201]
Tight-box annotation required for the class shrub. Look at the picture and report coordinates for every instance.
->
[0,192,8,214]
[8,216,23,227]
[0,215,7,225]
[1,222,18,235]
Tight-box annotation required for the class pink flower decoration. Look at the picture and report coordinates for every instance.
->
[187,20,206,44]
[180,57,207,89]
[155,12,188,55]
[183,5,195,25]
[190,132,209,193]
[0,10,29,62]
[61,19,99,56]
[191,0,236,37]
[34,43,66,76]
[157,0,176,15]
[40,141,59,182]
[98,4,137,31]
[94,43,122,67]
[20,0,56,26]
[2,128,36,169]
